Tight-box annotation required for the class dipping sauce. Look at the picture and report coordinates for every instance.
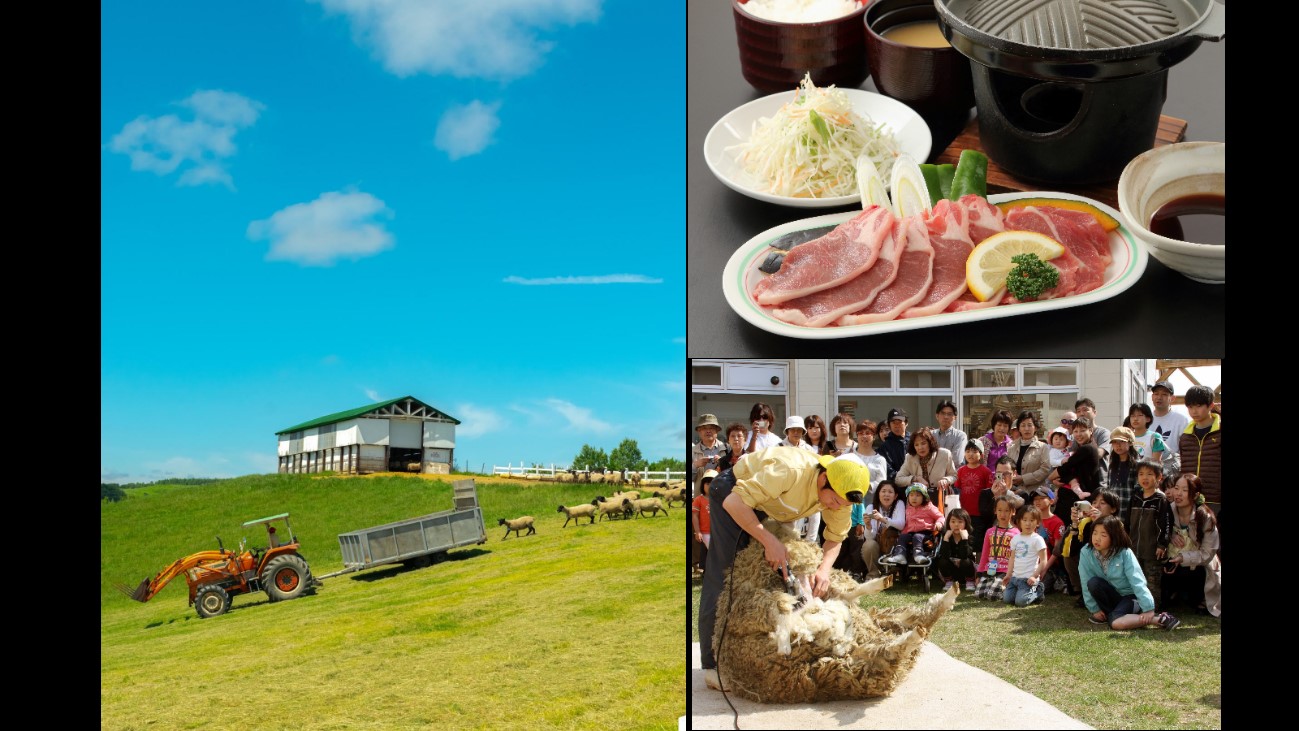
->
[881,21,951,48]
[1148,193,1225,245]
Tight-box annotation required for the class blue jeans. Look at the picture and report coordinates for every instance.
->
[1004,576,1042,606]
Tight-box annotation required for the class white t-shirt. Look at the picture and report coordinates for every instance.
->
[1131,430,1167,462]
[747,431,783,451]
[836,451,888,496]
[1009,532,1047,579]
[1048,447,1069,469]
[1150,410,1190,456]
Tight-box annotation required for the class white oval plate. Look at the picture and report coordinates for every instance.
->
[703,88,933,208]
[721,192,1148,339]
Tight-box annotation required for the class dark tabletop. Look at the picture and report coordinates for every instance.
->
[687,0,1226,358]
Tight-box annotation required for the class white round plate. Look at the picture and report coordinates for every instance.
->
[703,88,933,208]
[721,192,1148,339]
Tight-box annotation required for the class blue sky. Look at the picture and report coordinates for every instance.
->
[102,1,685,484]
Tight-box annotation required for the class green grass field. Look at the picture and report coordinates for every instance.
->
[691,571,1220,729]
[101,474,684,730]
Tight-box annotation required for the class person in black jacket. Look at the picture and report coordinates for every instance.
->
[935,508,978,591]
[879,408,910,481]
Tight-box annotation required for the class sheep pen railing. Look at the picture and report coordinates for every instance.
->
[491,464,686,484]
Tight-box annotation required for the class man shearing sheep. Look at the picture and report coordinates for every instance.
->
[697,446,869,690]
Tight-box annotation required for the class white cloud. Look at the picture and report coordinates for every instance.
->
[248,190,395,266]
[364,388,382,401]
[435,100,502,160]
[454,403,506,438]
[243,451,279,474]
[503,274,663,286]
[108,90,263,188]
[545,398,613,433]
[311,0,602,81]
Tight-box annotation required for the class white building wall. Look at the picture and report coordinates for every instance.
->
[1081,359,1127,429]
[277,435,289,457]
[792,359,830,423]
[357,418,390,446]
[389,419,423,448]
[303,429,319,452]
[335,421,359,447]
[424,421,456,448]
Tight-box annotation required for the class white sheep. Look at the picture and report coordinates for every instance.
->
[497,516,536,539]
[663,486,687,507]
[557,503,597,527]
[610,490,640,502]
[631,497,668,518]
[591,497,630,522]
[628,471,642,487]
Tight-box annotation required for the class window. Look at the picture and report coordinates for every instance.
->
[838,368,891,389]
[691,364,722,387]
[963,366,1016,389]
[899,367,952,389]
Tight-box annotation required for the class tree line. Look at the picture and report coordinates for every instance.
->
[570,439,684,473]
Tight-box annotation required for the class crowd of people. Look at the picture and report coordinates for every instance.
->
[691,380,1221,687]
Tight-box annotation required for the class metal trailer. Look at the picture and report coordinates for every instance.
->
[320,479,487,578]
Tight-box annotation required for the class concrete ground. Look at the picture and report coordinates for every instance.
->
[691,642,1091,730]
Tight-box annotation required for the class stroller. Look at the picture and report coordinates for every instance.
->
[876,485,957,592]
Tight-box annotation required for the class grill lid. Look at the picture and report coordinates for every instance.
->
[944,0,1198,50]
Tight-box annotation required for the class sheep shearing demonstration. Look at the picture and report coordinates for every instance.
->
[497,516,536,540]
[557,503,597,527]
[713,520,957,703]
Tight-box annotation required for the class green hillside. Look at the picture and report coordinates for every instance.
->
[101,474,684,730]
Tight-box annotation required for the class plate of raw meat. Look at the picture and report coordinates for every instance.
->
[721,191,1147,339]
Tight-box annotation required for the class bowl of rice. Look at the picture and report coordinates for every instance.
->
[733,0,870,94]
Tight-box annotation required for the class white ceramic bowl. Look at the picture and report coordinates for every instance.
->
[1116,141,1224,284]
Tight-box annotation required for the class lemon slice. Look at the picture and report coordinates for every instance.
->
[965,230,1065,302]
[856,153,891,213]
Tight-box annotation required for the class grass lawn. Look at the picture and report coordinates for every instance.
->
[690,571,1220,730]
[102,474,683,730]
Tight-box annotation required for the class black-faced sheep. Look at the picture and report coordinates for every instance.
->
[497,516,536,540]
[712,520,957,703]
[663,486,688,507]
[557,503,597,527]
[591,496,629,522]
[631,497,668,518]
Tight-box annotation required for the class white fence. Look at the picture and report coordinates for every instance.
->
[492,464,686,482]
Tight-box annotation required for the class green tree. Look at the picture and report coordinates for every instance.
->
[101,483,126,502]
[608,439,646,472]
[571,444,608,470]
[647,457,686,473]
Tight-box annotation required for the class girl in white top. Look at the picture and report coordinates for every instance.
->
[1125,403,1176,475]
[1047,427,1072,469]
[1003,505,1049,607]
[744,402,783,453]
[803,415,830,455]
[859,479,906,578]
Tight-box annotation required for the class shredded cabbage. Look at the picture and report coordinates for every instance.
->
[730,73,901,199]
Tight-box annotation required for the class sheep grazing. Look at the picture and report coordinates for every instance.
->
[645,487,668,500]
[590,496,629,522]
[557,503,597,528]
[497,516,536,540]
[607,471,624,487]
[713,521,957,703]
[628,471,642,487]
[663,486,688,507]
[631,497,668,518]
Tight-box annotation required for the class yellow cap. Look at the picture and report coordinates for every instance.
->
[817,455,868,502]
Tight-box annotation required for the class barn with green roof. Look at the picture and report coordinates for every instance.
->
[275,396,460,475]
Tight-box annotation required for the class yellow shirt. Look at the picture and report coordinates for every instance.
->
[731,447,851,543]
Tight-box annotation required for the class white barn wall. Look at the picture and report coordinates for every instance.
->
[335,421,359,448]
[358,418,389,446]
[389,419,422,449]
[424,421,455,448]
[303,430,319,452]
[1081,359,1126,430]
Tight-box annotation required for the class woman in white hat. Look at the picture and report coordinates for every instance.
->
[779,415,814,451]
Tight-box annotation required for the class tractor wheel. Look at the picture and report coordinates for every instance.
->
[195,585,231,619]
[261,554,314,603]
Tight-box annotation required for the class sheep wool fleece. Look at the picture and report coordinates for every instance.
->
[712,521,958,703]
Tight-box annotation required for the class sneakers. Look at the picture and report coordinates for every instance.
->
[1088,614,1108,625]
[943,581,954,590]
[1155,612,1182,631]
[885,549,907,564]
[965,581,976,591]
[913,553,930,565]
[703,667,722,690]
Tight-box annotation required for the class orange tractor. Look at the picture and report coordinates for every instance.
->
[118,513,318,618]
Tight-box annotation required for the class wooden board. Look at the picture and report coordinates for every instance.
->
[934,115,1188,210]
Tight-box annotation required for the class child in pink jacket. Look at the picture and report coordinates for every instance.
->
[883,483,945,565]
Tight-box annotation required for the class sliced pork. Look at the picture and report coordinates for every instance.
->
[752,206,895,306]
[836,216,934,326]
[1004,207,1101,298]
[1039,207,1112,268]
[961,195,1007,244]
[767,217,905,327]
[900,199,975,319]
[945,291,1009,312]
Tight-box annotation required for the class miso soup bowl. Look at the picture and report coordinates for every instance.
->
[733,0,870,93]
[1117,141,1225,284]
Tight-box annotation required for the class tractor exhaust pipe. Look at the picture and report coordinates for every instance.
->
[115,579,152,603]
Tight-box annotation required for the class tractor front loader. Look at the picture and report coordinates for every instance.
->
[117,513,318,618]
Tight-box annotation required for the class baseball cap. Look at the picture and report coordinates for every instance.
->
[1031,486,1055,500]
[886,408,908,423]
[1149,380,1175,395]
[817,455,867,503]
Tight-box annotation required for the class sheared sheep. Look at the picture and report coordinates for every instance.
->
[628,471,642,487]
[607,471,624,487]
[497,516,536,540]
[713,520,958,703]
[631,497,668,518]
[645,486,668,500]
[557,503,597,527]
[663,486,688,507]
[591,497,629,522]
[610,490,640,502]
